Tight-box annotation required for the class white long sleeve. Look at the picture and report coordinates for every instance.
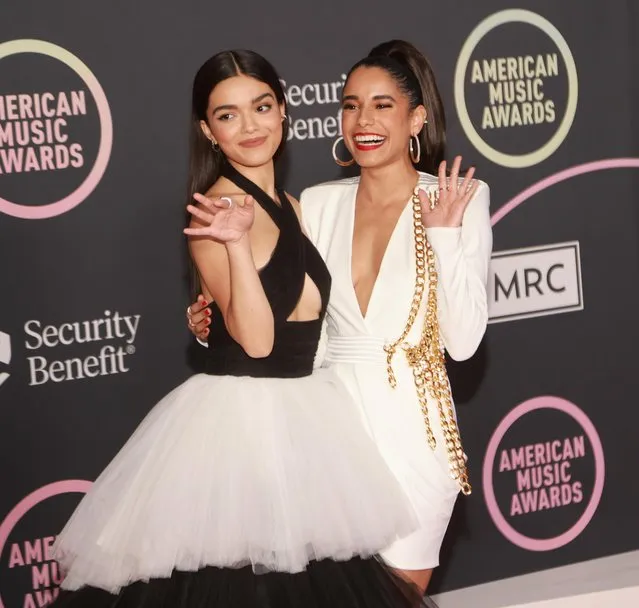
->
[425,182,492,361]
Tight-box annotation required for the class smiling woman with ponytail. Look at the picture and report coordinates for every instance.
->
[302,39,493,595]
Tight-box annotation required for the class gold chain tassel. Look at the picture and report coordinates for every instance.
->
[383,185,471,496]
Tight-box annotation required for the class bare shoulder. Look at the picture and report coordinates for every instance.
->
[203,177,245,201]
[284,191,300,207]
[283,191,304,224]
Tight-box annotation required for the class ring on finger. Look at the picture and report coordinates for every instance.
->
[220,197,233,209]
[187,306,192,316]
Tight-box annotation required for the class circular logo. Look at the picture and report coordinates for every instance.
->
[0,480,91,608]
[0,40,112,219]
[454,10,578,168]
[483,396,604,551]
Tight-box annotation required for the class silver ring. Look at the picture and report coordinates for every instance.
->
[220,197,233,209]
[187,306,192,316]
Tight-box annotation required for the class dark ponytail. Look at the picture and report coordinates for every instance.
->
[347,40,446,174]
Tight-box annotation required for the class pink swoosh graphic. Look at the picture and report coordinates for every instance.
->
[492,158,639,226]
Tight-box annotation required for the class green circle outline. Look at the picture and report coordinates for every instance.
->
[454,9,578,168]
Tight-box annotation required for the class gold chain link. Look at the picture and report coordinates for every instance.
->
[383,185,472,496]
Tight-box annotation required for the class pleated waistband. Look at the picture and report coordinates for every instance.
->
[325,336,387,364]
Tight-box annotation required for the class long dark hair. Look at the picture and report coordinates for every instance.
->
[346,40,446,174]
[186,49,288,297]
[188,49,288,204]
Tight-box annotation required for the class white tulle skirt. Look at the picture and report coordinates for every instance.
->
[54,370,416,594]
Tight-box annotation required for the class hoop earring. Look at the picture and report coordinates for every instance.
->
[409,135,421,164]
[332,136,354,167]
[211,140,220,152]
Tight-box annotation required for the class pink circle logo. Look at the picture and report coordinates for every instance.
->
[0,39,113,219]
[0,480,91,608]
[483,396,605,551]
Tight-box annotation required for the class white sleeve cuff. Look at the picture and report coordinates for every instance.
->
[425,226,462,256]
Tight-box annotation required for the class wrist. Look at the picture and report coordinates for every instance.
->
[422,215,462,229]
[225,233,250,251]
[423,221,461,229]
[425,226,462,253]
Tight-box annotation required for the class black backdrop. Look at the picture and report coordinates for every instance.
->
[1,2,638,606]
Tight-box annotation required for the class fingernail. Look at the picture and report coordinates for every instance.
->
[204,328,210,336]
[206,318,211,325]
[205,309,212,316]
[201,300,208,306]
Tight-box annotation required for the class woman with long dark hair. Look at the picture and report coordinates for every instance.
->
[188,40,493,596]
[52,49,424,608]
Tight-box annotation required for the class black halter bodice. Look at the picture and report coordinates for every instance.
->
[203,164,331,378]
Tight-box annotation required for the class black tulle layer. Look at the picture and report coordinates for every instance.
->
[52,556,432,608]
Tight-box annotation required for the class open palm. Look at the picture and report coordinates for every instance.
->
[419,156,479,228]
[184,193,255,243]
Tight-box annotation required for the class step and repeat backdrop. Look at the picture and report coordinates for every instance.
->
[1,1,637,606]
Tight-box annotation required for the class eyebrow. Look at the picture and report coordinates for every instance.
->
[342,94,397,102]
[212,92,275,114]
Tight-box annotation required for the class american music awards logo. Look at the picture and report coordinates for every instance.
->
[483,396,604,551]
[0,39,112,220]
[0,481,91,608]
[454,9,578,168]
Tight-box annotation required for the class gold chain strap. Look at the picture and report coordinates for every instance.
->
[383,185,472,496]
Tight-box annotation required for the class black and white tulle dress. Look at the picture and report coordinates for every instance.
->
[52,165,422,607]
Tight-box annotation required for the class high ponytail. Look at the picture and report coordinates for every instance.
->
[346,40,446,174]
